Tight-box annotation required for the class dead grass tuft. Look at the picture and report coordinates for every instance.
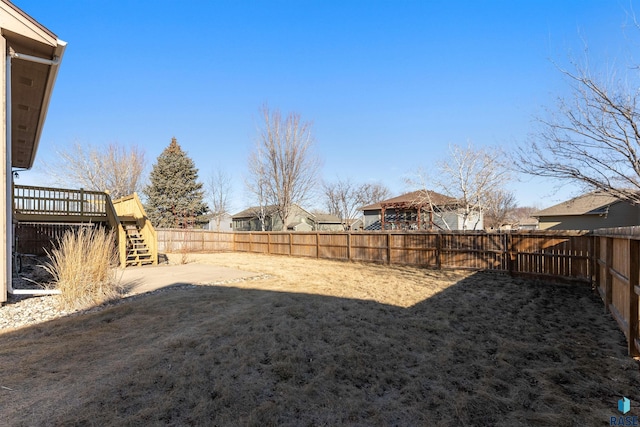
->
[42,226,121,310]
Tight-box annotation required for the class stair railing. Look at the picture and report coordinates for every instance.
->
[111,193,158,265]
[103,192,127,267]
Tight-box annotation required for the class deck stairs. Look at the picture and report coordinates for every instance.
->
[110,193,158,267]
[122,220,154,267]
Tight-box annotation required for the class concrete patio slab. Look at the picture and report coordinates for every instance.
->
[119,263,261,295]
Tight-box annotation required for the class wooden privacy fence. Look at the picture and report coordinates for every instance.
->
[593,227,640,356]
[158,229,236,253]
[157,229,593,281]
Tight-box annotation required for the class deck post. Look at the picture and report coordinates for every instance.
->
[80,187,84,217]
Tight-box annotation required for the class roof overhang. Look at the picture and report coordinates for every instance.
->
[1,0,66,169]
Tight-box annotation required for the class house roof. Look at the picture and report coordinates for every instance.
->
[232,205,279,219]
[232,204,314,220]
[534,192,625,217]
[518,217,539,226]
[1,0,67,169]
[361,190,456,211]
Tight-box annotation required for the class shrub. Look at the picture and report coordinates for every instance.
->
[42,226,121,310]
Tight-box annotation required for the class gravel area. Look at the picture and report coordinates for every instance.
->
[1,275,196,332]
[0,257,67,330]
[0,256,127,331]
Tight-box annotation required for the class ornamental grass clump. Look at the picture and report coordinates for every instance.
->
[43,226,121,310]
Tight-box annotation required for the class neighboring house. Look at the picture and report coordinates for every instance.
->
[534,191,640,230]
[486,217,539,231]
[346,218,364,231]
[232,204,316,231]
[0,1,66,303]
[361,190,484,231]
[516,217,539,231]
[287,221,314,232]
[206,213,233,232]
[314,214,364,231]
[314,213,344,231]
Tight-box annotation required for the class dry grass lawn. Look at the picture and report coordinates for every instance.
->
[1,252,639,426]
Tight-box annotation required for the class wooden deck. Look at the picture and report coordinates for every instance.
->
[14,185,110,223]
[13,185,157,267]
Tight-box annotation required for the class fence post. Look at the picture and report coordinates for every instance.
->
[435,233,441,269]
[506,233,514,275]
[347,232,351,261]
[386,233,391,264]
[605,237,613,314]
[590,235,597,285]
[289,233,293,256]
[628,238,639,356]
[316,232,320,258]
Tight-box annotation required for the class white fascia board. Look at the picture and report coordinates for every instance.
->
[27,38,66,169]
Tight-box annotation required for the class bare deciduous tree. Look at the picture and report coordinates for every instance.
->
[483,189,518,229]
[359,182,391,207]
[247,105,321,230]
[43,142,146,200]
[409,143,511,230]
[207,169,232,231]
[517,43,640,203]
[323,179,390,230]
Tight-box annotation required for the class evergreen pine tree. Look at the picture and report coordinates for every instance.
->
[143,137,208,228]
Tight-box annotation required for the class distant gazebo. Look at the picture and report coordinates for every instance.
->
[363,190,458,231]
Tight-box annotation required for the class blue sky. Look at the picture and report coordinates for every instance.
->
[13,0,638,212]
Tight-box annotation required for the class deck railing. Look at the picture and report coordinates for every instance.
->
[13,184,109,222]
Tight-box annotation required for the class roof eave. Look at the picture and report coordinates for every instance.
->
[25,38,65,169]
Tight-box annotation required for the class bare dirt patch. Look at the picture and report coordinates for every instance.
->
[1,252,638,426]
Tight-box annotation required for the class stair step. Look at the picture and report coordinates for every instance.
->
[127,249,150,255]
[121,221,155,267]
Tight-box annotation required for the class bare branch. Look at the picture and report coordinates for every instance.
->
[246,105,321,230]
[207,169,232,231]
[323,178,390,230]
[517,46,640,203]
[42,142,146,200]
[410,143,511,230]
